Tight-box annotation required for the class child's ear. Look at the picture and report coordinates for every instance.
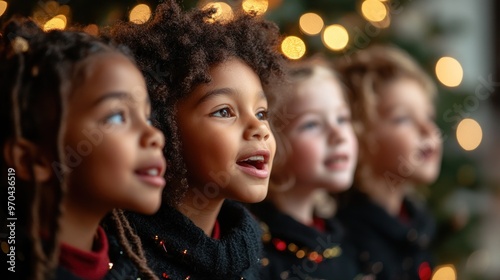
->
[3,138,52,183]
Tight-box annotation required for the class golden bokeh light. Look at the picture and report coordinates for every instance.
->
[203,2,234,23]
[129,4,151,24]
[299,13,324,35]
[432,265,457,280]
[268,0,282,10]
[456,118,482,151]
[435,56,463,87]
[242,0,268,16]
[281,36,306,60]
[361,0,388,22]
[370,14,391,28]
[322,24,349,51]
[83,24,99,36]
[0,1,8,17]
[43,17,66,31]
[54,14,67,25]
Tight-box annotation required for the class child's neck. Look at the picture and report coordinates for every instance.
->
[176,188,224,236]
[58,202,104,252]
[271,185,319,225]
[359,176,410,217]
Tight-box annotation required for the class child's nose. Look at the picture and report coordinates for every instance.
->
[142,125,165,149]
[327,122,344,144]
[244,116,270,141]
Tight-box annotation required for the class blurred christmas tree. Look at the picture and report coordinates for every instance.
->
[2,0,498,279]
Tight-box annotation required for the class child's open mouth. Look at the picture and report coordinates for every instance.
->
[236,151,270,179]
[135,160,166,188]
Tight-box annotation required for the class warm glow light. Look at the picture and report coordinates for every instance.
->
[83,24,99,36]
[456,118,482,151]
[432,265,457,280]
[361,0,388,22]
[54,14,67,25]
[242,0,268,16]
[129,4,151,24]
[281,36,306,60]
[268,0,282,10]
[0,1,8,17]
[43,17,66,31]
[299,13,324,35]
[435,56,463,87]
[322,24,349,51]
[203,2,233,23]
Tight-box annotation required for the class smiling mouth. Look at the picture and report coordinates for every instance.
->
[135,165,166,188]
[324,154,349,170]
[236,152,270,179]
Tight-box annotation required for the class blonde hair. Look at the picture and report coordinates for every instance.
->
[336,45,436,183]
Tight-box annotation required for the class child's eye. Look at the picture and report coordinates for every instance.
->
[300,121,320,131]
[393,116,411,124]
[256,110,268,121]
[338,115,351,124]
[210,107,233,118]
[105,112,125,124]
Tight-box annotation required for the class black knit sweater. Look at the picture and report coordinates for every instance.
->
[251,201,363,280]
[127,200,262,280]
[337,190,436,280]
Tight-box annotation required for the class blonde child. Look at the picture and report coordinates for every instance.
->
[250,57,362,279]
[1,18,166,279]
[107,1,285,279]
[337,45,442,280]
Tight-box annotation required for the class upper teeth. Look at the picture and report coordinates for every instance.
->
[147,168,159,176]
[245,156,264,162]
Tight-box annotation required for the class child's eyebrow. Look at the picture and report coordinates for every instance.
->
[92,91,150,107]
[196,87,234,106]
[196,88,267,106]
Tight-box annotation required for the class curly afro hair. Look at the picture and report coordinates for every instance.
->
[107,0,285,206]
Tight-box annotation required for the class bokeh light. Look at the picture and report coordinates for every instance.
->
[361,0,388,22]
[43,16,66,31]
[435,56,463,87]
[0,1,8,17]
[370,14,391,28]
[281,36,306,60]
[203,2,233,23]
[242,0,268,16]
[299,13,324,35]
[83,24,99,36]
[431,265,457,280]
[456,118,482,151]
[322,24,349,51]
[129,4,151,24]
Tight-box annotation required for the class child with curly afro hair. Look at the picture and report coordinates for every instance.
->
[107,0,285,278]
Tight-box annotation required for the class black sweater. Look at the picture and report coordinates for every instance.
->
[251,201,363,280]
[337,190,436,280]
[127,200,262,280]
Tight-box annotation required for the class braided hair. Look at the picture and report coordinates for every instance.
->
[107,0,285,205]
[0,17,157,279]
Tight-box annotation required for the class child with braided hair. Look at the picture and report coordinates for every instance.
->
[0,17,166,280]
[107,0,285,279]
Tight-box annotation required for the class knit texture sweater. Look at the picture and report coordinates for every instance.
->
[251,201,362,280]
[127,199,263,280]
[337,190,436,280]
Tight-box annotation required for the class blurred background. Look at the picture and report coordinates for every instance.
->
[1,0,498,279]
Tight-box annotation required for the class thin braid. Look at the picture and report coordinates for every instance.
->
[10,52,49,280]
[111,210,159,280]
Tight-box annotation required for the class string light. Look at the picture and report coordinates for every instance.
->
[203,2,233,23]
[322,24,349,51]
[83,24,99,36]
[435,56,463,87]
[43,16,66,31]
[242,0,268,16]
[281,36,306,60]
[299,13,324,35]
[456,118,482,151]
[361,0,388,22]
[129,4,151,24]
[0,1,8,17]
[431,265,457,280]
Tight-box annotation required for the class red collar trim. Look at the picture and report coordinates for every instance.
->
[211,219,221,240]
[59,227,110,280]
